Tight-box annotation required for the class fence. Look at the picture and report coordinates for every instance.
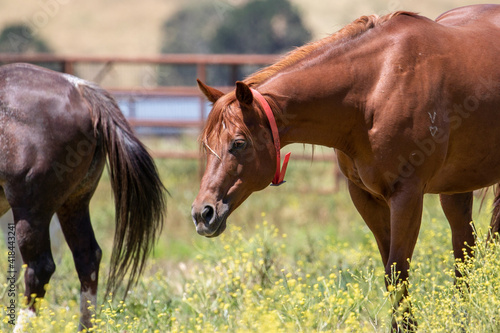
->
[0,53,280,129]
[0,54,341,185]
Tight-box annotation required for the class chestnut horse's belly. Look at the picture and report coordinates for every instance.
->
[426,143,500,194]
[428,172,500,194]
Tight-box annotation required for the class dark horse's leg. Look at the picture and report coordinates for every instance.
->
[54,140,105,331]
[488,186,500,237]
[0,188,10,216]
[440,192,475,278]
[11,206,55,328]
[57,194,102,331]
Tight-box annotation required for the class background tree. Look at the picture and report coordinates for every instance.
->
[210,0,311,54]
[0,23,52,53]
[159,0,311,86]
[158,3,224,86]
[0,23,59,70]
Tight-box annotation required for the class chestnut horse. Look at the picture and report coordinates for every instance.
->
[192,4,500,330]
[0,63,166,331]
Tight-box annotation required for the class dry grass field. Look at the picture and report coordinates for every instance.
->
[0,0,490,56]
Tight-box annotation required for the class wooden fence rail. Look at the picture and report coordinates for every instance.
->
[0,53,340,181]
[0,53,280,127]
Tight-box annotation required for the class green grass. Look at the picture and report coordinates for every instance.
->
[1,135,500,332]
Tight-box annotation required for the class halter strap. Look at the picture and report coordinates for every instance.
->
[250,88,291,186]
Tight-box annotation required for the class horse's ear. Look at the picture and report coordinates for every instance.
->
[197,79,224,103]
[235,81,253,106]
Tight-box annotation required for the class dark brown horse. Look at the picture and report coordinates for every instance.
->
[192,4,500,330]
[0,63,166,331]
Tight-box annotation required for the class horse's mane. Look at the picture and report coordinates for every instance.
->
[244,11,417,87]
[201,11,418,153]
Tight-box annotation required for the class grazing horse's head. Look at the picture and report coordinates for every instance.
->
[192,80,279,237]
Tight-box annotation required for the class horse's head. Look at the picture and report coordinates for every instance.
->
[192,80,279,237]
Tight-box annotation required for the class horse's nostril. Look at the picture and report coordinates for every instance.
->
[201,205,215,224]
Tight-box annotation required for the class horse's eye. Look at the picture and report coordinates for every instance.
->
[230,139,247,152]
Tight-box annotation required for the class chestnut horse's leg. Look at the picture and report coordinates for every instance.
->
[439,192,475,278]
[57,196,102,331]
[386,188,424,332]
[347,180,391,265]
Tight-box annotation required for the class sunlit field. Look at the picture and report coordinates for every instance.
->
[1,135,500,332]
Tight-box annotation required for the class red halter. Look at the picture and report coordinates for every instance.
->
[250,88,291,186]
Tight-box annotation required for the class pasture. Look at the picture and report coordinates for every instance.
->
[1,135,500,332]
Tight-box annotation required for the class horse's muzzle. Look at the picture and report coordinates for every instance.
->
[191,203,226,237]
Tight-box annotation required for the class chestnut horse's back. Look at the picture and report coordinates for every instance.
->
[436,4,500,26]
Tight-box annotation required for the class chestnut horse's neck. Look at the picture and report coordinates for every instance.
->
[253,47,374,158]
[249,48,375,159]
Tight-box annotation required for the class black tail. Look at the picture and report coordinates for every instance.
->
[79,83,166,295]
